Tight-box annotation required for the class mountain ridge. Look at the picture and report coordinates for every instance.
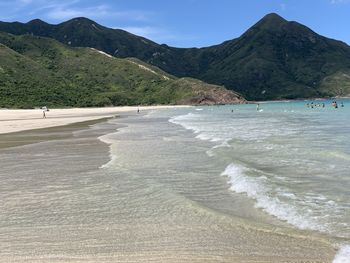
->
[1,13,350,100]
[0,31,244,108]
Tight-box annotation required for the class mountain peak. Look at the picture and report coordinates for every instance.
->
[63,17,97,25]
[262,13,286,22]
[27,19,47,25]
[254,13,287,30]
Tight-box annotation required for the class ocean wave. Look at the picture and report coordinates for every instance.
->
[98,133,117,169]
[170,113,227,144]
[333,245,350,263]
[221,163,329,232]
[170,109,349,239]
[328,151,350,161]
[206,140,231,157]
[169,112,299,145]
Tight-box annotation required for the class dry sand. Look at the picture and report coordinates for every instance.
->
[0,106,188,134]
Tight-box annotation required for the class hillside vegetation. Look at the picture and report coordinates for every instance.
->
[3,14,350,100]
[0,32,244,108]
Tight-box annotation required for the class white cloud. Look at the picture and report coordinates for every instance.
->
[46,5,109,20]
[280,3,287,11]
[48,4,149,22]
[19,0,33,4]
[331,0,350,4]
[6,0,151,22]
[45,5,150,21]
[117,25,198,45]
[118,26,175,42]
[119,26,158,36]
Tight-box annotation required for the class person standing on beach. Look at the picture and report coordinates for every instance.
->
[42,106,48,118]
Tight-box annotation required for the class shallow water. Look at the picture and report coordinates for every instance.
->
[167,100,350,262]
[168,100,350,240]
[0,105,345,262]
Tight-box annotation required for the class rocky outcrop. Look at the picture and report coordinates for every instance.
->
[176,78,246,105]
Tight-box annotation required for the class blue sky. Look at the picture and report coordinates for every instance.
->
[0,0,350,47]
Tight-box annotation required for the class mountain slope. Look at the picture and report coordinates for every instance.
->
[0,17,165,59]
[0,32,244,108]
[2,13,350,100]
[196,13,350,99]
[0,43,69,107]
[147,13,350,99]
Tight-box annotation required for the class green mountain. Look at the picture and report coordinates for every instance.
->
[197,13,350,100]
[2,13,350,100]
[0,32,244,108]
[0,17,164,59]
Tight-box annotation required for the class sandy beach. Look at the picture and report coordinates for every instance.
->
[0,106,189,134]
[0,104,344,262]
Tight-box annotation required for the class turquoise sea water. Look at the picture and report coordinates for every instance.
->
[165,99,350,261]
[1,101,349,261]
[169,100,350,236]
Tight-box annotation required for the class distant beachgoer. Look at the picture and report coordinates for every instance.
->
[322,103,325,108]
[335,101,338,108]
[42,106,48,118]
[256,103,260,111]
[137,107,140,113]
[341,102,344,107]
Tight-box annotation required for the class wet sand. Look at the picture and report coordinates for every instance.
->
[0,110,338,263]
[0,118,111,149]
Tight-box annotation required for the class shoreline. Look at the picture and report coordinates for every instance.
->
[0,105,190,135]
[98,112,338,262]
[0,106,341,262]
[249,97,350,104]
[0,117,113,149]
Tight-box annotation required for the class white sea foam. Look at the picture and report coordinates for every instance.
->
[170,113,238,144]
[98,133,118,169]
[221,163,327,232]
[170,113,227,144]
[333,245,350,263]
[170,112,299,144]
[169,113,202,132]
[170,106,350,239]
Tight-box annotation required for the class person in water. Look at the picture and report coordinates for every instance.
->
[341,102,344,107]
[256,103,260,111]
